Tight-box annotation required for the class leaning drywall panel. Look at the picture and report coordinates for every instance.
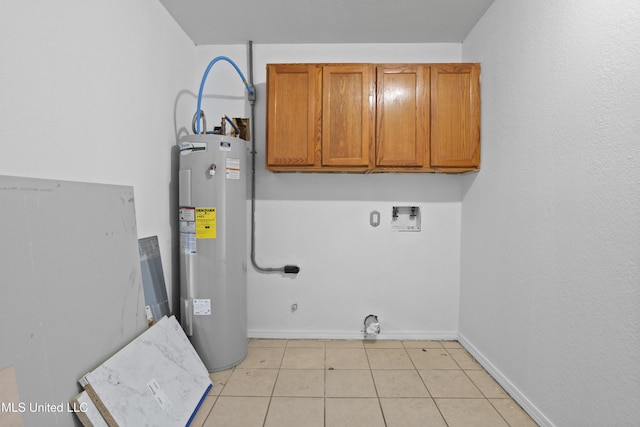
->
[0,176,147,427]
[80,316,211,427]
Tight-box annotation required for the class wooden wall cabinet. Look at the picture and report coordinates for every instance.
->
[430,64,481,169]
[321,64,374,169]
[375,64,430,169]
[266,62,480,173]
[266,64,319,168]
[266,63,374,171]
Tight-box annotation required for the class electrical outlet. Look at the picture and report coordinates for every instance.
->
[370,210,380,227]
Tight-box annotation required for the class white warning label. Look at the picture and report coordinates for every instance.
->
[226,158,240,180]
[193,299,211,315]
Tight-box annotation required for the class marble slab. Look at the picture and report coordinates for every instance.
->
[79,316,212,426]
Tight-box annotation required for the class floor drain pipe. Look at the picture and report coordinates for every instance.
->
[364,315,380,337]
[247,40,300,275]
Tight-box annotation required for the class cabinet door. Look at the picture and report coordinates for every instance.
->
[376,65,430,168]
[322,64,374,168]
[430,64,480,168]
[266,64,320,168]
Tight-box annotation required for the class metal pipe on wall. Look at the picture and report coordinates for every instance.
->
[247,40,300,275]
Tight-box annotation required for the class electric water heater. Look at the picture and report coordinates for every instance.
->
[178,134,247,372]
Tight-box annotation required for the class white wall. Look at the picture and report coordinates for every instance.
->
[195,44,465,339]
[0,0,196,312]
[460,1,640,425]
[6,1,638,423]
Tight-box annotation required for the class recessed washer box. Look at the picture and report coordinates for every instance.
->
[391,206,421,231]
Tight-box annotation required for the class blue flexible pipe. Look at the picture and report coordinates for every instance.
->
[225,115,240,135]
[195,56,254,134]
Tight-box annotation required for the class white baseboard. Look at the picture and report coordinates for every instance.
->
[457,333,554,427]
[248,329,458,341]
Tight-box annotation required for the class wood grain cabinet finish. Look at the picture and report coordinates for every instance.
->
[321,64,374,169]
[266,64,320,167]
[375,64,430,169]
[266,63,373,171]
[266,63,480,173]
[430,63,481,169]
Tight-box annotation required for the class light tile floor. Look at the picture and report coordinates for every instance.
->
[190,339,538,427]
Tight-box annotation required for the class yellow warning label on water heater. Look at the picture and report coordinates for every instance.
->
[195,208,216,239]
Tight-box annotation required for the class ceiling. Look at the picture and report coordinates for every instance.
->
[158,0,495,45]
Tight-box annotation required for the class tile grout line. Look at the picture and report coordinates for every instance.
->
[364,340,388,427]
[261,339,288,427]
[486,397,515,427]
[446,345,514,427]
[201,362,236,426]
[403,340,451,427]
[439,344,480,426]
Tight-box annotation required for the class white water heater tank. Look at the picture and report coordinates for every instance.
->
[178,134,247,372]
